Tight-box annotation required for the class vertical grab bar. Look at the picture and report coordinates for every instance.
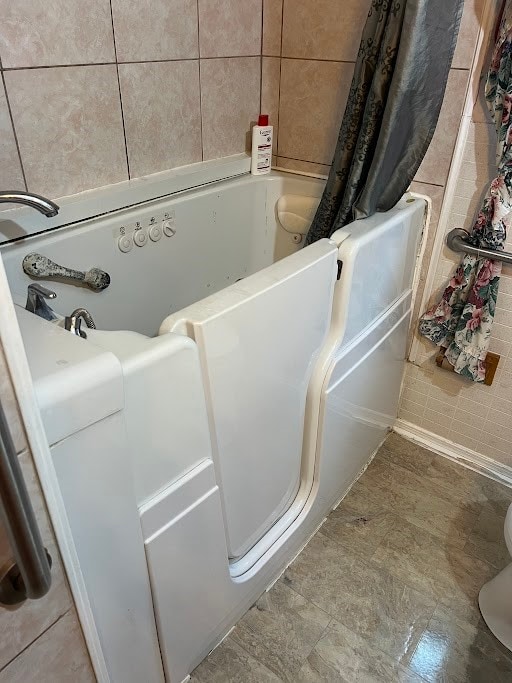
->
[0,400,51,605]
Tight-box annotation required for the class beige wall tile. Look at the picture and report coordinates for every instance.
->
[457,395,490,418]
[5,65,128,199]
[263,0,283,56]
[0,609,94,683]
[477,435,511,462]
[401,386,428,407]
[282,0,371,61]
[0,344,26,454]
[278,59,353,165]
[111,0,198,62]
[261,57,280,154]
[420,418,452,439]
[201,57,261,160]
[400,397,425,418]
[472,80,495,125]
[450,433,479,452]
[452,0,485,69]
[475,443,512,467]
[276,157,330,176]
[400,408,423,425]
[424,408,452,429]
[0,80,24,192]
[198,0,262,58]
[0,450,72,670]
[119,61,202,178]
[415,69,470,186]
[0,0,115,68]
[426,396,455,417]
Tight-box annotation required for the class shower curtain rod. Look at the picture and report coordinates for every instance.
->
[446,228,512,266]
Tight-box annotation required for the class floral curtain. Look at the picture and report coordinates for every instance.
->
[305,0,464,246]
[419,4,512,382]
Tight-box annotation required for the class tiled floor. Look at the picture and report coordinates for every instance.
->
[191,433,512,682]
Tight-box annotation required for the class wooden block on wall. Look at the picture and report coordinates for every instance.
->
[435,348,500,386]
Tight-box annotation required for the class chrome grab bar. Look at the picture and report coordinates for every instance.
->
[446,228,512,266]
[0,400,51,605]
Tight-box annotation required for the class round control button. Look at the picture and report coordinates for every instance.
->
[118,235,133,253]
[133,230,148,247]
[149,225,162,242]
[162,220,176,237]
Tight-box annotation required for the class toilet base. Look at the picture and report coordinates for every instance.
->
[479,562,512,652]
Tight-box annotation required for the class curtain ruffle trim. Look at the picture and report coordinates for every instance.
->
[444,339,487,382]
[418,320,487,382]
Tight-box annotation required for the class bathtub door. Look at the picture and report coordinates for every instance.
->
[160,240,338,560]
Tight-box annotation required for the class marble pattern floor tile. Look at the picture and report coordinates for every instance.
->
[405,605,512,683]
[464,508,511,570]
[191,433,512,682]
[473,476,512,518]
[371,517,496,623]
[296,620,425,683]
[359,458,481,548]
[377,443,434,477]
[229,581,330,681]
[284,532,436,663]
[190,636,282,682]
[321,485,397,558]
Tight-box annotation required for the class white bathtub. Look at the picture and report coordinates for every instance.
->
[1,168,425,682]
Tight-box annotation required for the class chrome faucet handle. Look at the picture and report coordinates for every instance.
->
[25,284,58,321]
[22,253,110,291]
[64,308,96,339]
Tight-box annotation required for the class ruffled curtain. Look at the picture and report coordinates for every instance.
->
[419,4,512,382]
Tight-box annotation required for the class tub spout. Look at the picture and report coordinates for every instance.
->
[25,283,58,321]
[0,191,59,217]
[65,308,96,339]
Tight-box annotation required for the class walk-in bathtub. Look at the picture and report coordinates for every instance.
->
[0,168,426,682]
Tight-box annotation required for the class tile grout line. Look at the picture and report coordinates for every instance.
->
[259,0,263,115]
[275,155,330,169]
[278,55,357,65]
[401,603,441,681]
[107,0,131,180]
[196,0,204,161]
[224,635,285,680]
[274,56,281,157]
[1,69,28,192]
[276,0,285,157]
[0,607,72,673]
[222,605,294,680]
[232,580,334,679]
[0,55,264,72]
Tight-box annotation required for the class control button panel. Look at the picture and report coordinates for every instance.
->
[149,224,162,242]
[162,221,176,237]
[116,210,177,252]
[133,230,148,247]
[118,235,133,253]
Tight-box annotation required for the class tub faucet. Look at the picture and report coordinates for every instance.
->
[65,308,96,339]
[0,191,59,217]
[25,283,58,321]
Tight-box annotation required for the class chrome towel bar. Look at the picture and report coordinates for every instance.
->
[446,228,512,266]
[0,400,51,605]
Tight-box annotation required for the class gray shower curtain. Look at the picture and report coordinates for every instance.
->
[305,0,464,246]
